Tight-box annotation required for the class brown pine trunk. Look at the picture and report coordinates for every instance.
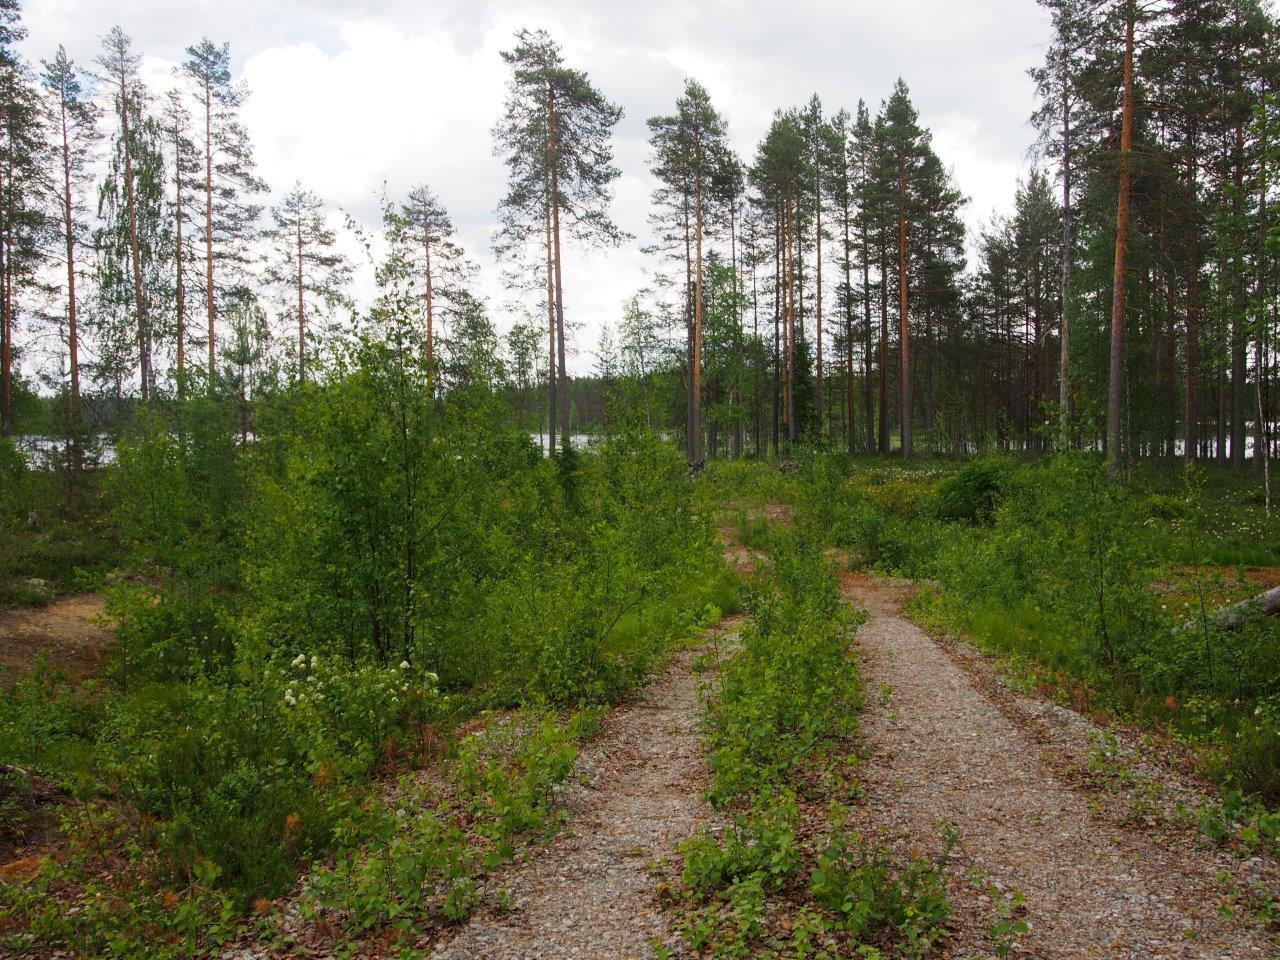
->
[1107,2,1135,475]
[296,219,306,381]
[781,200,790,448]
[174,132,186,398]
[543,191,557,451]
[1232,123,1247,469]
[898,172,912,459]
[1059,79,1073,447]
[0,159,8,437]
[59,97,80,420]
[203,78,216,393]
[878,234,890,454]
[843,192,855,454]
[1185,140,1200,463]
[548,86,569,439]
[863,228,875,452]
[815,158,824,437]
[691,134,704,463]
[730,200,743,459]
[424,227,435,379]
[682,172,694,457]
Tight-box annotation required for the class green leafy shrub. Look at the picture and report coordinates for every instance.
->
[934,456,1012,524]
[704,531,861,804]
[810,819,955,949]
[680,787,801,896]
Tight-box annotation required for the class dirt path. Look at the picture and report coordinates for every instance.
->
[0,594,111,688]
[428,637,730,960]
[842,571,1276,959]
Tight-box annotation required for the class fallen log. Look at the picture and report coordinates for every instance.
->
[1176,585,1280,634]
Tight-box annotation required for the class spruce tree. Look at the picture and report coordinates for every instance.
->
[0,0,42,435]
[96,27,157,401]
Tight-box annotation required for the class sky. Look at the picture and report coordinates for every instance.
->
[23,0,1054,373]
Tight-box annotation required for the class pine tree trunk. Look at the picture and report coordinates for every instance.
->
[772,210,781,455]
[863,231,875,452]
[424,228,435,380]
[543,188,557,452]
[0,160,8,437]
[1185,145,1200,463]
[815,159,824,438]
[1107,2,1135,476]
[1059,79,1073,448]
[898,173,912,459]
[879,236,890,454]
[1232,123,1247,469]
[784,193,796,451]
[844,197,855,454]
[730,201,743,459]
[60,100,79,422]
[548,87,569,439]
[174,135,186,399]
[296,220,306,381]
[204,79,216,394]
[691,136,704,463]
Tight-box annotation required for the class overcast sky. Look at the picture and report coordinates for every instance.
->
[23,0,1053,372]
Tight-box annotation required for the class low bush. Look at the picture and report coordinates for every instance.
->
[933,456,1012,525]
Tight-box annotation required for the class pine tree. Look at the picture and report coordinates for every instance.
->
[494,28,624,448]
[647,79,733,461]
[804,94,829,438]
[182,38,265,392]
[751,111,808,451]
[161,87,200,395]
[852,101,880,453]
[882,80,928,457]
[381,184,467,381]
[41,46,99,425]
[263,185,351,381]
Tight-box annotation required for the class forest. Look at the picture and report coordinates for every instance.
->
[1,0,1279,957]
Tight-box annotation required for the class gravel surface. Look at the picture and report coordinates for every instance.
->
[841,570,1277,959]
[427,640,727,960]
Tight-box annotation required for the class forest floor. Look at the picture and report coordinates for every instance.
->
[0,593,111,689]
[5,508,1279,958]
[840,567,1279,958]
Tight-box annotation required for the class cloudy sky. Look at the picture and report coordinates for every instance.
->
[24,0,1053,371]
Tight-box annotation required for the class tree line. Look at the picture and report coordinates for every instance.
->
[2,0,1278,480]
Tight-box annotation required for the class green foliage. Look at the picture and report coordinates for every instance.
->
[680,788,802,896]
[933,457,1012,525]
[2,335,732,952]
[306,707,590,934]
[704,529,862,804]
[794,452,1280,808]
[809,817,955,951]
[0,444,117,608]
